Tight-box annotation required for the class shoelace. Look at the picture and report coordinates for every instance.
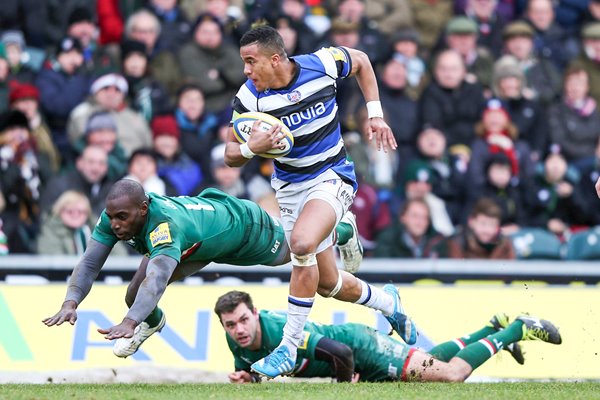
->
[528,327,549,342]
[265,348,289,368]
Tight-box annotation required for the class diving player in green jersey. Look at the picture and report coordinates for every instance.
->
[215,291,562,383]
[43,179,412,358]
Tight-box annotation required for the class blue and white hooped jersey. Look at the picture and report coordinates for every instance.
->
[232,47,357,190]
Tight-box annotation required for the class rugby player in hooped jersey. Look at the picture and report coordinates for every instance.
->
[224,25,409,379]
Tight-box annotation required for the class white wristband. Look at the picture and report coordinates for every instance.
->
[240,142,255,159]
[366,101,384,119]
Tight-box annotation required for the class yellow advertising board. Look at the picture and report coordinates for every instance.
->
[1,283,598,379]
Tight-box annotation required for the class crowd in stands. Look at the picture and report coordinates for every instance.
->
[1,0,600,260]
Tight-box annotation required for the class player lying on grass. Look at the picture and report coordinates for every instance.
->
[215,290,562,383]
[43,179,415,358]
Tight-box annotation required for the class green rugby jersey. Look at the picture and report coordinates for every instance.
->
[226,310,333,378]
[226,310,410,381]
[92,188,282,264]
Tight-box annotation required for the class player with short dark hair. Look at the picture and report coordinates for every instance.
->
[225,24,404,379]
[42,179,394,358]
[215,291,562,383]
[42,178,291,356]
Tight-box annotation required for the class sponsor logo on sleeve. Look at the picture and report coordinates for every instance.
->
[149,222,172,247]
[327,47,347,62]
[298,331,311,350]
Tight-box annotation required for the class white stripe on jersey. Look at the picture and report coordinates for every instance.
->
[237,84,257,110]
[292,104,338,138]
[252,75,334,112]
[314,48,339,78]
[278,140,344,166]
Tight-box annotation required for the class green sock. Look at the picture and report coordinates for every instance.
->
[454,320,524,370]
[335,222,354,245]
[429,325,497,361]
[144,307,164,328]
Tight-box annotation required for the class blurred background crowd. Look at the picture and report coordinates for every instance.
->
[1,0,600,260]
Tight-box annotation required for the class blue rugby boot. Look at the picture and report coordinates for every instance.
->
[251,345,296,379]
[383,284,417,345]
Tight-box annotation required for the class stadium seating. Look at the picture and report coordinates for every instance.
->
[565,227,600,260]
[510,228,564,260]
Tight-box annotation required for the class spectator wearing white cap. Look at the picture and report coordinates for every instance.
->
[35,36,90,164]
[67,72,152,156]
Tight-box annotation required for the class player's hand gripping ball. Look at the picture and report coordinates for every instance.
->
[233,112,294,158]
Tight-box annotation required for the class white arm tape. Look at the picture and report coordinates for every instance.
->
[366,101,384,119]
[240,142,255,159]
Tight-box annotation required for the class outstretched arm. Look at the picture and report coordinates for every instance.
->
[97,254,177,339]
[228,370,262,384]
[42,239,112,326]
[314,337,355,382]
[344,47,397,153]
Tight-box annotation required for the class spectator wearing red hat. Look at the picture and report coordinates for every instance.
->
[67,72,152,156]
[151,114,203,196]
[468,98,535,190]
[9,82,61,173]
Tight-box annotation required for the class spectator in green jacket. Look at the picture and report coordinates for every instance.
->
[374,198,445,258]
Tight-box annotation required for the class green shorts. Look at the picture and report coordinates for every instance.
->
[353,326,414,382]
[215,199,287,266]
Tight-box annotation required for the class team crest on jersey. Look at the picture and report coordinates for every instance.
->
[326,47,347,62]
[298,331,311,349]
[149,223,172,247]
[287,90,301,103]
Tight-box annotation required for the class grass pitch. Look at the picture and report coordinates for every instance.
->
[1,382,599,400]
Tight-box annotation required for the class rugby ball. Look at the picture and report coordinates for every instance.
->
[232,111,294,158]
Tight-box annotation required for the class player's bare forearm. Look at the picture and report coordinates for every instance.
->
[225,140,251,167]
[344,47,380,102]
[225,121,283,166]
[343,47,397,151]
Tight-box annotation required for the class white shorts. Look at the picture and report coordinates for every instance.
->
[272,170,355,253]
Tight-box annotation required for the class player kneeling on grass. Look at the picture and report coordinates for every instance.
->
[42,179,386,357]
[215,290,562,383]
